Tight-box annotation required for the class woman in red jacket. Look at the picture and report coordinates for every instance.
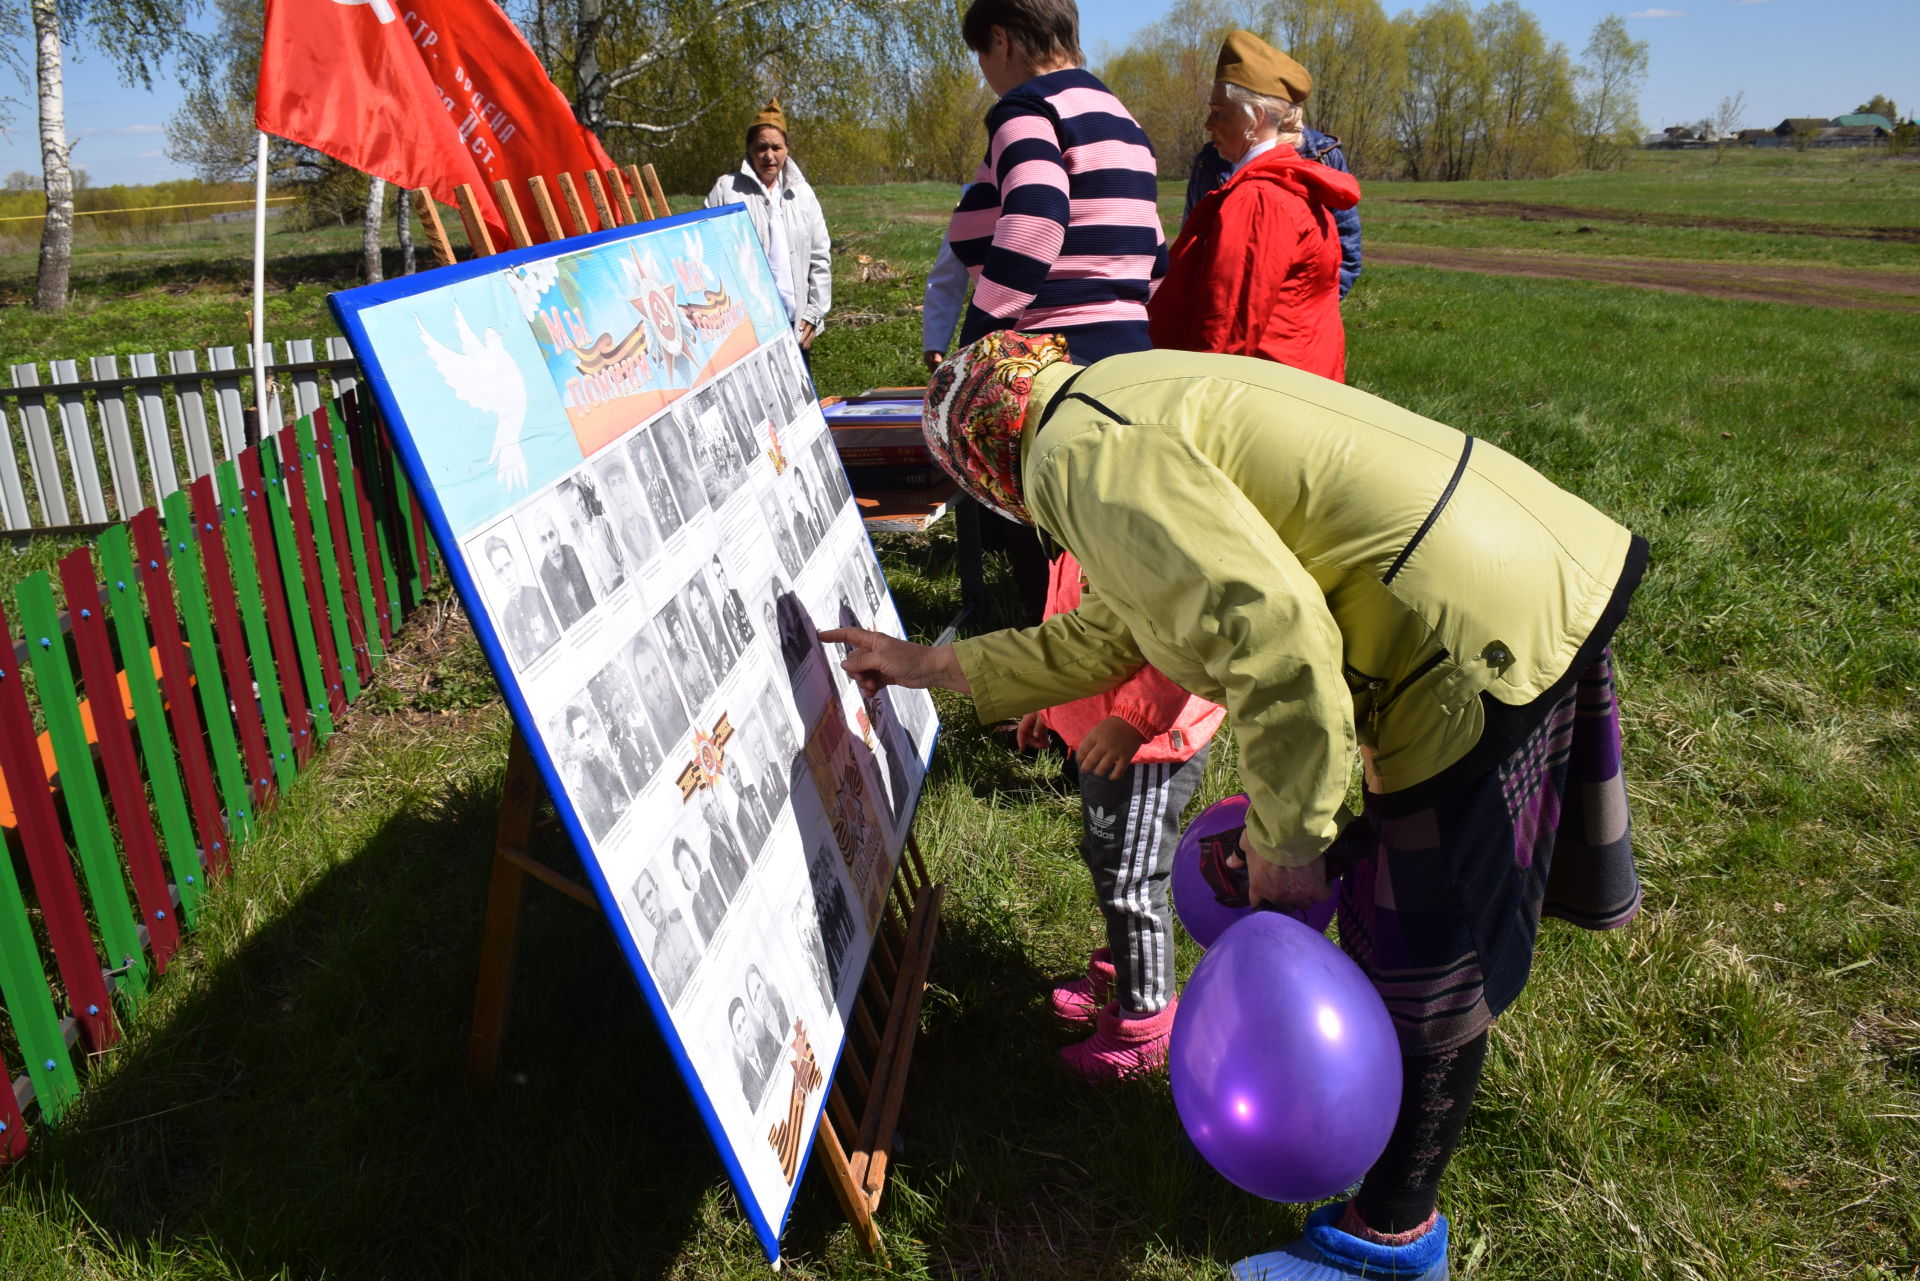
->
[1148,31,1360,381]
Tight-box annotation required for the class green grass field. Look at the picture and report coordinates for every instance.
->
[1,150,1917,1280]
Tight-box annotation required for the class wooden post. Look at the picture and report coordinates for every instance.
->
[453,184,497,257]
[527,177,566,242]
[583,169,618,230]
[556,173,593,235]
[491,179,535,249]
[642,165,670,219]
[607,168,637,223]
[625,164,656,220]
[413,190,457,268]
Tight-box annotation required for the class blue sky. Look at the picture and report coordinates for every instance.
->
[3,0,1915,187]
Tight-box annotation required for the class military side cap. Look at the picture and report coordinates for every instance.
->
[1215,30,1311,103]
[750,97,788,136]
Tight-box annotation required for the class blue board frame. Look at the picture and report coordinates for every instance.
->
[331,204,940,1262]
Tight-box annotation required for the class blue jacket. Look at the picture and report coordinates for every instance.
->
[1184,131,1362,297]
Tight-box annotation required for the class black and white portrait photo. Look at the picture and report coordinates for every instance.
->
[727,993,780,1111]
[591,450,661,571]
[630,418,694,537]
[715,370,761,461]
[679,576,731,685]
[557,473,628,598]
[467,521,560,668]
[697,784,752,896]
[790,899,836,1011]
[809,429,853,509]
[807,843,858,993]
[654,598,717,709]
[709,556,756,657]
[551,700,630,840]
[779,340,812,418]
[672,835,729,942]
[688,388,745,507]
[587,660,665,796]
[747,352,783,430]
[629,867,700,1005]
[774,587,813,678]
[526,503,596,629]
[757,487,804,580]
[626,627,692,751]
[727,725,780,844]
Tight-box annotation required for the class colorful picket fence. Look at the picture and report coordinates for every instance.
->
[0,385,434,1160]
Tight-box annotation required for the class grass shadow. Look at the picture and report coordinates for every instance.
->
[14,763,739,1280]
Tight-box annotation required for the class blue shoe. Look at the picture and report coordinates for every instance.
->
[1232,1203,1449,1280]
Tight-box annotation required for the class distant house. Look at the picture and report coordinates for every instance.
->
[1832,113,1895,131]
[1820,124,1890,146]
[1773,117,1830,138]
[1734,128,1772,145]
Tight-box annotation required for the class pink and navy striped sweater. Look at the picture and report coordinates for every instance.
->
[948,69,1167,362]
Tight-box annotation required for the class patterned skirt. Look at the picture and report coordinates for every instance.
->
[1336,652,1641,1056]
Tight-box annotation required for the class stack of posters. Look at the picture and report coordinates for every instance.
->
[330,206,939,1260]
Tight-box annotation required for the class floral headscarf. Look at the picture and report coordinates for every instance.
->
[922,330,1072,525]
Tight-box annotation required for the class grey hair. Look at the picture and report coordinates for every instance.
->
[1220,80,1305,145]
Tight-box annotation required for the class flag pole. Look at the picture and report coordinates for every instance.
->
[252,130,271,443]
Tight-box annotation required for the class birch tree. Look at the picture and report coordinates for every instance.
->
[18,0,203,310]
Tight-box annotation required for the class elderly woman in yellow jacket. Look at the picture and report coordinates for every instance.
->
[823,330,1647,1281]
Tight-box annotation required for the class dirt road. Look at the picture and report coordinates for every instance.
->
[1369,245,1920,310]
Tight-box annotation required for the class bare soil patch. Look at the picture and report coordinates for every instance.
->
[1393,198,1920,244]
[1369,246,1920,310]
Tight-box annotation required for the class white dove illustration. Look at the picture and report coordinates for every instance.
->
[734,226,773,316]
[417,307,530,492]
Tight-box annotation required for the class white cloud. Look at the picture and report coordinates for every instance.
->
[136,149,165,159]
[1629,7,1687,14]
[77,124,163,138]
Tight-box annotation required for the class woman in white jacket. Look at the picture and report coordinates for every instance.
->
[704,98,832,357]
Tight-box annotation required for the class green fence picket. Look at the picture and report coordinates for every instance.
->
[326,414,386,668]
[293,414,361,703]
[216,463,296,793]
[391,455,426,605]
[96,526,204,927]
[259,435,334,746]
[164,490,253,845]
[0,849,78,1120]
[16,576,151,1009]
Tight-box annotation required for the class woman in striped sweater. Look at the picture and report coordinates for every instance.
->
[947,0,1168,366]
[945,0,1169,626]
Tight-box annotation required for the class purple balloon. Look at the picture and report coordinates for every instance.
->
[1170,911,1402,1203]
[1172,794,1336,949]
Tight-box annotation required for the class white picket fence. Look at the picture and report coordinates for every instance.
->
[0,337,362,533]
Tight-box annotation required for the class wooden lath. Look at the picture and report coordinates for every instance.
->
[410,162,673,266]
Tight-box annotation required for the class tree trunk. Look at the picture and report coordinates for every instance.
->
[363,176,386,283]
[31,0,72,312]
[573,0,606,134]
[397,188,415,275]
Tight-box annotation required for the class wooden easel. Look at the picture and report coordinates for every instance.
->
[411,168,943,1259]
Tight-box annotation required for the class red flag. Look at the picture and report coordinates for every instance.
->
[257,0,616,247]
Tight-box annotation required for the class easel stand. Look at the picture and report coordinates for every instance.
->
[467,731,943,1261]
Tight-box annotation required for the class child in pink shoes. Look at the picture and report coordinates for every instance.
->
[1020,551,1225,1081]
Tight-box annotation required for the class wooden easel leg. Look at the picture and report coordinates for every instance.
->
[813,1113,886,1261]
[467,729,543,1091]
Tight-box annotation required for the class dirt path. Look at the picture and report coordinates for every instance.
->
[1369,246,1920,310]
[1388,198,1920,244]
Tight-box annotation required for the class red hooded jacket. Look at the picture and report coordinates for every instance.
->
[1147,143,1362,381]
